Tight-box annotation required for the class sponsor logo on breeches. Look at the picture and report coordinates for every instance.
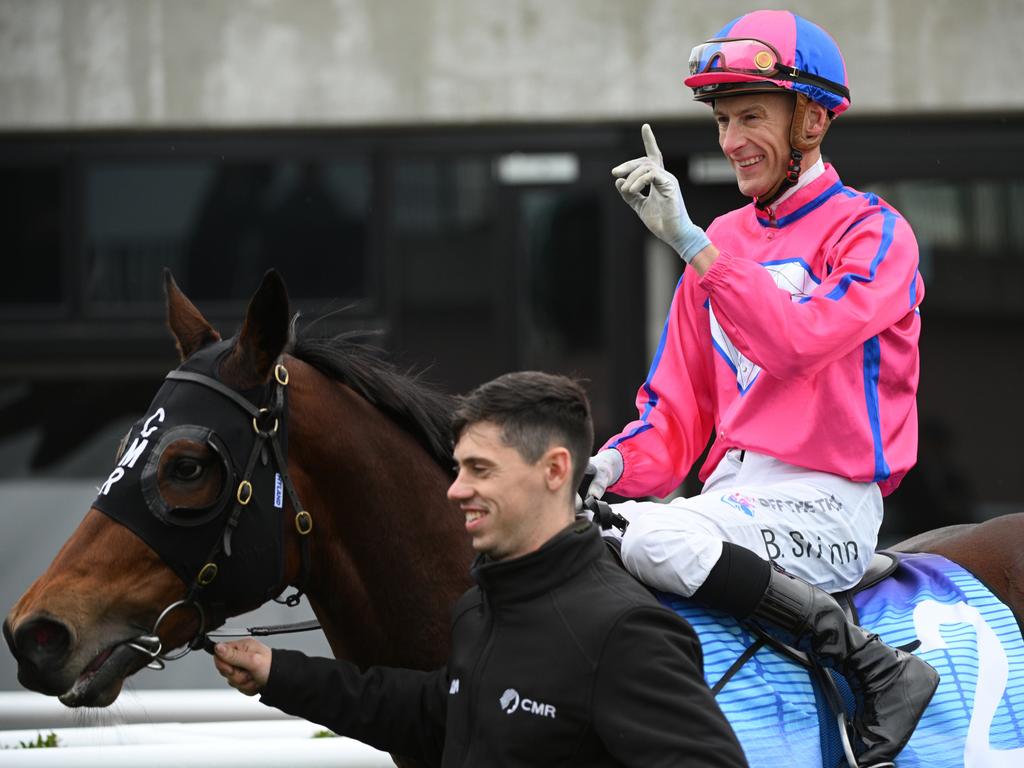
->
[761,528,860,565]
[757,494,843,515]
[722,492,844,518]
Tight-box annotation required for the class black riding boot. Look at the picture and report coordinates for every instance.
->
[752,564,939,766]
[693,543,939,768]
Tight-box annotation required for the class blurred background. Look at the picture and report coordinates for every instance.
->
[2,0,1023,690]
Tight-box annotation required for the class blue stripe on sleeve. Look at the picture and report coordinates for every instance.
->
[862,336,891,482]
[837,211,882,242]
[824,209,897,301]
[610,276,682,448]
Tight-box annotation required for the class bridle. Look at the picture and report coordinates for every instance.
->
[118,360,315,669]
[127,599,208,669]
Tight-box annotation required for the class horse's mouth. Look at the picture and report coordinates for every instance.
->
[58,642,148,708]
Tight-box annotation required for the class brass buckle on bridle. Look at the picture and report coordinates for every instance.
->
[252,407,279,436]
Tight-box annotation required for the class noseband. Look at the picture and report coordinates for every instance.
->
[96,354,314,668]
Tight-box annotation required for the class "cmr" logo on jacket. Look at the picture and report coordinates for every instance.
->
[499,688,556,718]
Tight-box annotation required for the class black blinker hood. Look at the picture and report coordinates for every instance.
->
[92,338,289,616]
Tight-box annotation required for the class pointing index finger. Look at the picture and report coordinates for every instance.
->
[641,123,663,165]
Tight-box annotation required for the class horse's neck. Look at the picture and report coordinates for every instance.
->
[286,359,472,670]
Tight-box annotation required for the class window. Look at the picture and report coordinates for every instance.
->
[83,159,372,311]
[869,178,1024,315]
[0,165,63,306]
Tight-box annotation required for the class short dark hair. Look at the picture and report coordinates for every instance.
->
[453,371,594,489]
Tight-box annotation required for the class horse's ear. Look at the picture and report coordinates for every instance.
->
[222,270,291,387]
[164,269,221,361]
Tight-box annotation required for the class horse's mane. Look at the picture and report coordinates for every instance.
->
[290,323,456,474]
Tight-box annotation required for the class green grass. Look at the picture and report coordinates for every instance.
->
[4,732,60,749]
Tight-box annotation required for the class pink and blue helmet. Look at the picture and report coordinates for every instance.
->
[684,10,850,116]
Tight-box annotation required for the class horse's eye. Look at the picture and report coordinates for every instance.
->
[170,457,204,482]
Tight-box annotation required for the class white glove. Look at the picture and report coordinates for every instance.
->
[586,448,624,500]
[612,123,711,263]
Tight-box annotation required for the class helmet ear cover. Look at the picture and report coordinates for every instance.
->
[790,93,830,153]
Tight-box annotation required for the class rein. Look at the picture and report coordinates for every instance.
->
[125,362,319,669]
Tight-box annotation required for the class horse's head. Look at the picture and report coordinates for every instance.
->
[4,270,298,707]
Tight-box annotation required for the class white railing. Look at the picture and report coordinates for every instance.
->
[0,690,394,767]
[0,689,292,730]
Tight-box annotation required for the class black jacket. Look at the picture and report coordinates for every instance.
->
[260,520,747,767]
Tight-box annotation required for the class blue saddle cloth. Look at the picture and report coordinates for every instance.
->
[659,552,1024,767]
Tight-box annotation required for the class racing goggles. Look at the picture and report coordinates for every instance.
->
[688,37,849,101]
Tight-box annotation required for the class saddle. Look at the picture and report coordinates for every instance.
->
[595,519,1024,768]
[600,530,899,668]
[592,499,904,767]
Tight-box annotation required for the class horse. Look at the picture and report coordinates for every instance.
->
[5,270,1024,767]
[3,270,472,720]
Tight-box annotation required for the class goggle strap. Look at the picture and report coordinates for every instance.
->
[773,63,850,101]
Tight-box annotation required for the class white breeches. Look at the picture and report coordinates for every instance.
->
[612,450,883,596]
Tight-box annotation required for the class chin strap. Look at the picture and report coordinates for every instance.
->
[755,148,803,211]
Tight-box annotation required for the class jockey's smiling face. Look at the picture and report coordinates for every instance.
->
[714,92,828,200]
[714,92,796,199]
[448,421,572,561]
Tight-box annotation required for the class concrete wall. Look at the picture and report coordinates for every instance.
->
[1,0,1021,129]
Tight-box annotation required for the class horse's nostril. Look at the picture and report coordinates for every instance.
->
[12,616,72,669]
[33,623,59,648]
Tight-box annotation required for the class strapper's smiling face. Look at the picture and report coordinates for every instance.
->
[447,421,552,562]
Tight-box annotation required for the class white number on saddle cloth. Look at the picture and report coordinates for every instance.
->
[914,599,1024,767]
[709,259,819,394]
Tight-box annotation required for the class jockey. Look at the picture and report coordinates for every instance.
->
[588,10,938,767]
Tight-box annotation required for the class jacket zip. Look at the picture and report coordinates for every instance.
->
[458,591,497,766]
